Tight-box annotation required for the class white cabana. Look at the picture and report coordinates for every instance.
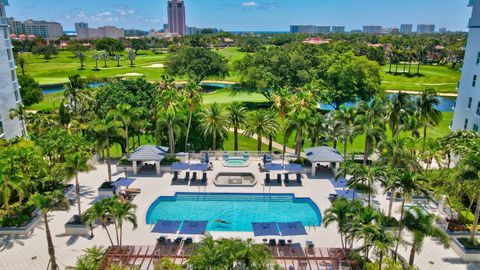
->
[304,146,344,176]
[128,145,169,175]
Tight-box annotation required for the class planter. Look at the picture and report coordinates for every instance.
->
[0,209,42,235]
[446,229,472,237]
[452,238,480,262]
[65,215,90,236]
[98,182,115,197]
[116,164,134,174]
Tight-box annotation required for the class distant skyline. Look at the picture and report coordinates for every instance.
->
[4,0,472,31]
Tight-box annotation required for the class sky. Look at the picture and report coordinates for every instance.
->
[4,0,472,32]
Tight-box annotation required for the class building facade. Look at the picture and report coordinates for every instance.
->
[417,24,436,34]
[0,0,25,139]
[290,25,340,34]
[400,24,413,34]
[8,18,63,40]
[452,0,480,131]
[316,26,331,34]
[167,0,186,36]
[331,26,345,33]
[75,23,124,40]
[362,25,382,34]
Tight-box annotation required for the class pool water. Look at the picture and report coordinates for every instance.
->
[224,158,248,167]
[146,193,322,232]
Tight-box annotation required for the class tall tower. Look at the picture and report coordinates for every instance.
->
[167,0,186,36]
[0,0,26,139]
[452,0,480,132]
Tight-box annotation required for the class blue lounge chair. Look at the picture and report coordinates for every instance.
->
[173,171,178,181]
[284,174,290,184]
[185,172,190,182]
[265,173,271,184]
[296,174,302,184]
[269,239,277,246]
[202,172,207,183]
[277,174,282,184]
[192,172,197,182]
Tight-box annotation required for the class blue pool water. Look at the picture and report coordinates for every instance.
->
[224,158,248,167]
[146,193,322,232]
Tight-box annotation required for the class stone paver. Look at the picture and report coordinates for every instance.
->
[0,159,477,270]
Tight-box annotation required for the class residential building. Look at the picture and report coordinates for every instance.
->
[163,24,169,33]
[362,25,382,34]
[400,24,413,34]
[439,27,447,34]
[452,0,480,131]
[125,29,149,37]
[75,23,124,40]
[417,24,435,34]
[0,0,26,139]
[331,26,345,33]
[168,0,186,36]
[8,18,63,40]
[290,25,317,34]
[186,26,196,36]
[316,26,331,34]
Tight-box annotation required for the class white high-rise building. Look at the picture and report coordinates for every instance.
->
[0,0,25,139]
[452,0,480,132]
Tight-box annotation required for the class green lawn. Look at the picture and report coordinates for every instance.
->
[381,65,460,93]
[222,132,275,151]
[203,88,267,104]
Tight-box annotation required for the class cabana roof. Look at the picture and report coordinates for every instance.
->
[128,145,169,161]
[304,146,344,163]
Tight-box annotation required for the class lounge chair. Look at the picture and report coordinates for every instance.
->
[173,171,178,181]
[284,174,290,184]
[223,153,229,160]
[279,239,286,246]
[157,236,167,244]
[265,173,271,184]
[296,174,302,184]
[243,152,250,160]
[202,172,207,183]
[277,174,282,184]
[185,172,190,182]
[185,237,193,245]
[269,239,277,246]
[174,237,183,244]
[192,172,197,182]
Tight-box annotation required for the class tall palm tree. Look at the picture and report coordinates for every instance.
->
[337,161,384,205]
[355,98,387,165]
[325,111,343,150]
[75,51,86,70]
[334,105,360,158]
[109,104,142,156]
[110,199,137,248]
[92,118,124,182]
[31,191,70,270]
[156,110,186,154]
[415,88,442,145]
[63,74,87,117]
[245,110,278,152]
[82,198,115,245]
[272,88,291,156]
[288,91,316,158]
[200,103,228,150]
[17,54,27,75]
[307,113,328,147]
[182,81,203,151]
[226,102,247,151]
[9,103,28,137]
[403,206,450,266]
[0,167,22,214]
[457,154,480,243]
[64,152,91,217]
[266,109,280,151]
[323,197,359,249]
[388,92,414,140]
[68,246,107,270]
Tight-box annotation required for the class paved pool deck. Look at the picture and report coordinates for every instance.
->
[0,159,477,270]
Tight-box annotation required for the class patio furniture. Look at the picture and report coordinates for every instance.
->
[269,239,277,246]
[192,172,197,182]
[306,241,314,248]
[157,236,167,244]
[284,174,290,184]
[258,163,263,172]
[202,173,207,183]
[243,152,250,160]
[185,172,190,182]
[265,173,271,184]
[185,237,193,245]
[296,174,302,184]
[174,237,183,244]
[173,171,178,181]
[279,239,286,246]
[125,188,141,194]
[277,174,282,184]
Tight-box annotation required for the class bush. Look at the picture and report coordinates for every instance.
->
[19,75,43,106]
[0,203,37,227]
[458,238,480,250]
[161,157,180,165]
[289,158,312,166]
[118,157,133,166]
[99,182,113,189]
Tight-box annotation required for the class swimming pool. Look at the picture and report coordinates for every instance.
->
[146,193,322,232]
[224,158,249,167]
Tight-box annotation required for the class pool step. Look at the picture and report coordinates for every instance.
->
[175,194,297,202]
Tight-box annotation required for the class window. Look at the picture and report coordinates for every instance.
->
[474,124,479,132]
[14,89,19,102]
[468,97,473,109]
[477,102,480,116]
[477,52,480,64]
[0,117,3,136]
[465,118,469,129]
[474,75,478,87]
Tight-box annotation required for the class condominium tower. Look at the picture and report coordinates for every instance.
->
[362,26,382,34]
[417,24,436,34]
[75,22,124,40]
[400,24,413,34]
[8,18,63,40]
[0,0,25,139]
[452,0,480,131]
[167,0,186,36]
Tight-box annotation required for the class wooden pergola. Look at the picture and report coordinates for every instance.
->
[100,245,358,270]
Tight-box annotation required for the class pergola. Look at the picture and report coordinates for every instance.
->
[304,146,344,176]
[128,145,169,175]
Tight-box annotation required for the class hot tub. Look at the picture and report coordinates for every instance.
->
[214,172,256,186]
[223,158,249,167]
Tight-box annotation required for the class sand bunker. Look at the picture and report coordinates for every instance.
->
[117,73,144,77]
[145,64,165,68]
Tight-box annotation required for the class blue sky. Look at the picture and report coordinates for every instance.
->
[5,0,472,31]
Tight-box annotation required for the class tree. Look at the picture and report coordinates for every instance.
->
[457,154,480,244]
[324,197,359,249]
[33,44,58,60]
[94,38,124,55]
[109,104,142,156]
[245,110,278,152]
[114,54,121,67]
[92,52,101,71]
[130,39,147,54]
[31,191,70,270]
[403,206,450,266]
[110,198,137,248]
[68,246,107,270]
[337,161,384,206]
[415,88,442,144]
[64,152,91,217]
[91,118,124,182]
[127,49,136,67]
[333,105,360,158]
[63,74,90,117]
[16,54,27,75]
[82,198,115,245]
[18,75,43,106]
[156,110,186,154]
[287,90,316,158]
[182,81,203,151]
[226,102,247,151]
[200,103,228,150]
[388,92,415,140]
[101,51,109,68]
[167,47,228,84]
[76,51,86,70]
[272,88,291,157]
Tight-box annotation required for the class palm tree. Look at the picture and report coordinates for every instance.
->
[82,198,115,245]
[17,54,27,75]
[323,197,358,249]
[355,98,387,165]
[31,190,70,270]
[92,118,124,182]
[9,104,28,138]
[415,88,442,144]
[272,88,291,156]
[369,227,402,270]
[349,206,383,258]
[92,53,101,70]
[334,105,360,158]
[101,51,109,67]
[226,102,247,151]
[0,167,22,214]
[388,92,414,140]
[110,199,137,248]
[63,74,88,117]
[266,109,280,151]
[403,206,450,266]
[325,111,343,150]
[76,51,86,70]
[245,110,278,152]
[128,49,136,67]
[68,246,107,270]
[109,104,142,156]
[156,110,186,154]
[182,81,203,151]
[337,161,384,205]
[200,103,228,150]
[457,154,480,243]
[64,152,91,217]
[288,91,316,158]
[114,54,121,67]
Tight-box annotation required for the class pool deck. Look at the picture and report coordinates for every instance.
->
[0,159,477,269]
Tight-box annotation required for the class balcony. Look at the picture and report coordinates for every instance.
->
[0,17,7,26]
[4,39,11,48]
[8,60,14,70]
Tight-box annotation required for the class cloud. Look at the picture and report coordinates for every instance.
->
[241,1,258,7]
[96,11,113,17]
